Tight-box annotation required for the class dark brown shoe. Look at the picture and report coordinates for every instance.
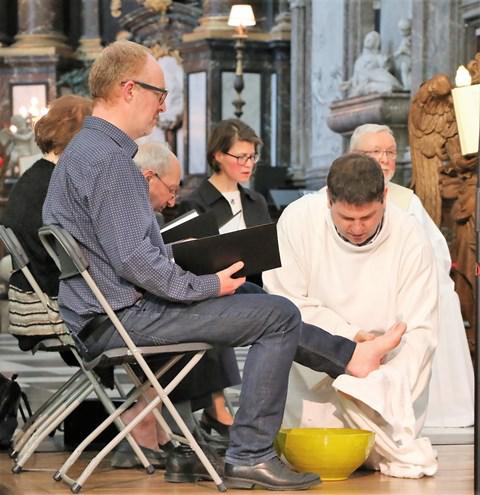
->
[224,456,320,490]
[164,444,224,483]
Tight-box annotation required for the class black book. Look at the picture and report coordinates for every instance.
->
[172,222,281,278]
[160,210,219,244]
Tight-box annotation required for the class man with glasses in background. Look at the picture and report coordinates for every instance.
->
[43,40,405,490]
[134,141,180,213]
[349,124,474,430]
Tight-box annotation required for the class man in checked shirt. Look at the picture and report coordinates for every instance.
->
[43,40,404,491]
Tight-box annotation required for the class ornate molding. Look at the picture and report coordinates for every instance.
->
[149,42,182,63]
[110,0,122,18]
[143,0,172,15]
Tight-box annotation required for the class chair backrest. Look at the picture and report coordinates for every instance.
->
[38,225,89,280]
[0,225,29,271]
[38,225,128,342]
[0,225,48,310]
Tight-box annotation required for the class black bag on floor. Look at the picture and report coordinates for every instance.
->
[0,373,30,449]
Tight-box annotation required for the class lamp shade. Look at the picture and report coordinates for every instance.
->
[228,4,256,27]
[452,65,480,156]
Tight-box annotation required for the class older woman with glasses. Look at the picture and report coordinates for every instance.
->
[177,118,272,437]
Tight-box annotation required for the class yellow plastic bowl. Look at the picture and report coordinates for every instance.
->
[278,427,375,481]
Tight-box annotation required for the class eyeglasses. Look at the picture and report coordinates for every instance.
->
[358,149,397,160]
[154,173,179,198]
[224,151,260,166]
[121,80,168,105]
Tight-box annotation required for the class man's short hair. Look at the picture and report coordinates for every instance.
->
[134,142,173,177]
[35,95,93,154]
[89,40,151,100]
[207,119,262,172]
[349,123,394,151]
[327,153,385,205]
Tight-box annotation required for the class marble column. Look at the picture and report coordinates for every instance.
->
[77,0,103,60]
[0,0,12,46]
[289,0,309,186]
[344,0,375,80]
[192,0,237,37]
[411,0,465,92]
[308,0,346,188]
[271,0,291,37]
[270,0,291,168]
[12,0,71,52]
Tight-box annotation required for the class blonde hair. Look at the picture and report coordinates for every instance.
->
[88,40,151,100]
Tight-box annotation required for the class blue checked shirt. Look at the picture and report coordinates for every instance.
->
[43,116,220,334]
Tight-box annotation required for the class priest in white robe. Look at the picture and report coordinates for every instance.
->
[263,153,439,478]
[349,124,474,428]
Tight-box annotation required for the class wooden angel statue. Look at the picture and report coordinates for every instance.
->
[409,72,477,353]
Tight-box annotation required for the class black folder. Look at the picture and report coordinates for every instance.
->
[161,210,219,244]
[172,223,281,278]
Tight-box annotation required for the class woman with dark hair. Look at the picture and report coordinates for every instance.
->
[3,95,93,350]
[179,119,271,436]
[184,118,271,233]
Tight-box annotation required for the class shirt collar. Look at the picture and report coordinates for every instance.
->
[335,216,384,247]
[201,179,251,206]
[84,116,138,158]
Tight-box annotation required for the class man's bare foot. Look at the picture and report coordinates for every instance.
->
[346,322,406,378]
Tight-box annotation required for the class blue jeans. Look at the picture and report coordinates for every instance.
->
[80,289,355,466]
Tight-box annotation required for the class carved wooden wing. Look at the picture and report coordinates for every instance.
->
[409,74,457,226]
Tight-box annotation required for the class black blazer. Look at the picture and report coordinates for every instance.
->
[180,178,272,228]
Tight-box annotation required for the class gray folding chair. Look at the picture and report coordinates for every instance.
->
[0,225,95,471]
[38,224,226,493]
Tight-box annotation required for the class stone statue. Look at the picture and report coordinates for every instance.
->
[394,19,412,91]
[342,31,403,97]
[0,115,39,177]
[409,72,477,355]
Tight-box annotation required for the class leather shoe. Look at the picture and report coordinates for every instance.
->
[200,411,230,438]
[224,456,320,490]
[164,444,224,483]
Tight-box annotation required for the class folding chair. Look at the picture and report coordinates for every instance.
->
[0,225,96,471]
[38,224,226,493]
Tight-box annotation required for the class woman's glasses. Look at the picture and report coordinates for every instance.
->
[224,151,260,166]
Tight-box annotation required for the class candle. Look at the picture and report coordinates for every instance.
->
[451,65,480,155]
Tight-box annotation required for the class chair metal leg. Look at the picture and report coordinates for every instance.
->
[13,379,94,471]
[71,392,163,489]
[12,370,87,455]
[55,371,154,484]
[127,350,227,491]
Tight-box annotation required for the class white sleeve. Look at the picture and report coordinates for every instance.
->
[408,195,451,274]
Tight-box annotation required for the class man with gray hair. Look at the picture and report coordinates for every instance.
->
[350,123,474,430]
[134,142,180,213]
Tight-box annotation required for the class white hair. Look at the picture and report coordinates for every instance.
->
[134,142,174,176]
[349,124,394,151]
